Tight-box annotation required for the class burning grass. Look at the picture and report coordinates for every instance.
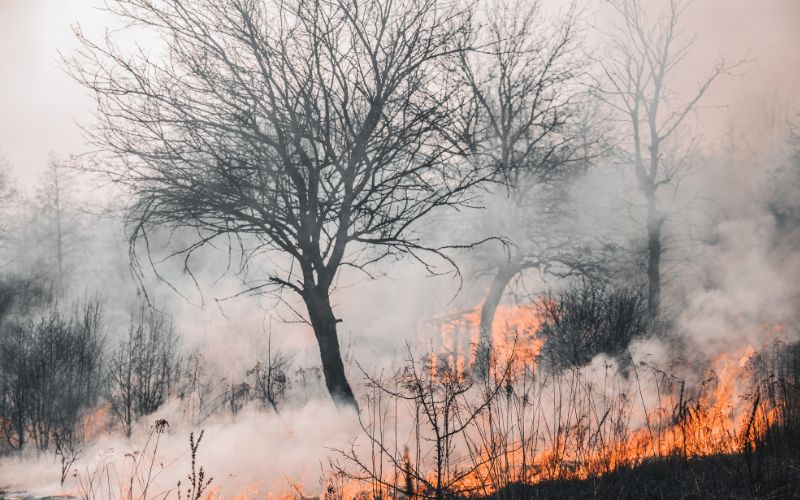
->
[2,302,798,500]
[326,309,800,499]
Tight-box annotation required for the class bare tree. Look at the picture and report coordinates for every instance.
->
[598,0,732,318]
[108,302,181,437]
[54,425,83,487]
[0,321,33,449]
[177,351,220,425]
[0,154,17,240]
[0,274,52,449]
[769,121,800,231]
[10,156,82,296]
[458,0,604,374]
[36,157,74,294]
[69,0,482,408]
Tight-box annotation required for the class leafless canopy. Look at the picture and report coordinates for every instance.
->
[461,0,586,187]
[70,0,479,293]
[68,0,483,406]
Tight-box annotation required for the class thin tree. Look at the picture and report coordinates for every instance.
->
[69,0,481,408]
[598,0,732,318]
[769,120,800,230]
[36,157,75,294]
[0,153,19,245]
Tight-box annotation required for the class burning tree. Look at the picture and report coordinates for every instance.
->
[458,0,605,374]
[69,0,482,408]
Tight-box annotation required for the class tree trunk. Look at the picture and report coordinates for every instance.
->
[15,401,24,450]
[646,194,663,319]
[302,287,358,409]
[474,263,519,379]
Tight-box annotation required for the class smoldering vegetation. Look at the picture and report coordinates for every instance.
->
[0,0,799,498]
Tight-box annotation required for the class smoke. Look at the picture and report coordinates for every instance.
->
[0,0,799,497]
[0,400,361,498]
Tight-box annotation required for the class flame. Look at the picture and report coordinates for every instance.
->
[62,310,788,499]
[399,309,788,495]
[420,302,545,379]
[81,404,112,441]
[181,313,789,499]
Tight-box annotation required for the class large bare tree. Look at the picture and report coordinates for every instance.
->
[69,0,480,408]
[599,0,731,318]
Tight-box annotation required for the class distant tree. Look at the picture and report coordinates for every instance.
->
[36,157,76,293]
[458,0,606,375]
[598,0,733,318]
[177,351,219,425]
[0,154,17,238]
[247,333,293,412]
[0,272,51,322]
[11,156,81,295]
[70,0,481,408]
[107,302,181,437]
[769,123,800,230]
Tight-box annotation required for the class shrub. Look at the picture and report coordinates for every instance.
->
[0,299,104,451]
[107,302,181,437]
[537,279,650,372]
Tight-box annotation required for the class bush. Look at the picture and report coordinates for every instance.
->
[108,302,181,437]
[537,279,650,372]
[0,299,104,451]
[247,334,292,413]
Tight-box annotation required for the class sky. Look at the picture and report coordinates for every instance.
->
[0,0,108,190]
[0,0,798,191]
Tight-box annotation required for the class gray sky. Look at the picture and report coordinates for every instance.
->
[0,0,107,190]
[0,0,798,190]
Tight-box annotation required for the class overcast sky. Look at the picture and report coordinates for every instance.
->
[0,0,798,191]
